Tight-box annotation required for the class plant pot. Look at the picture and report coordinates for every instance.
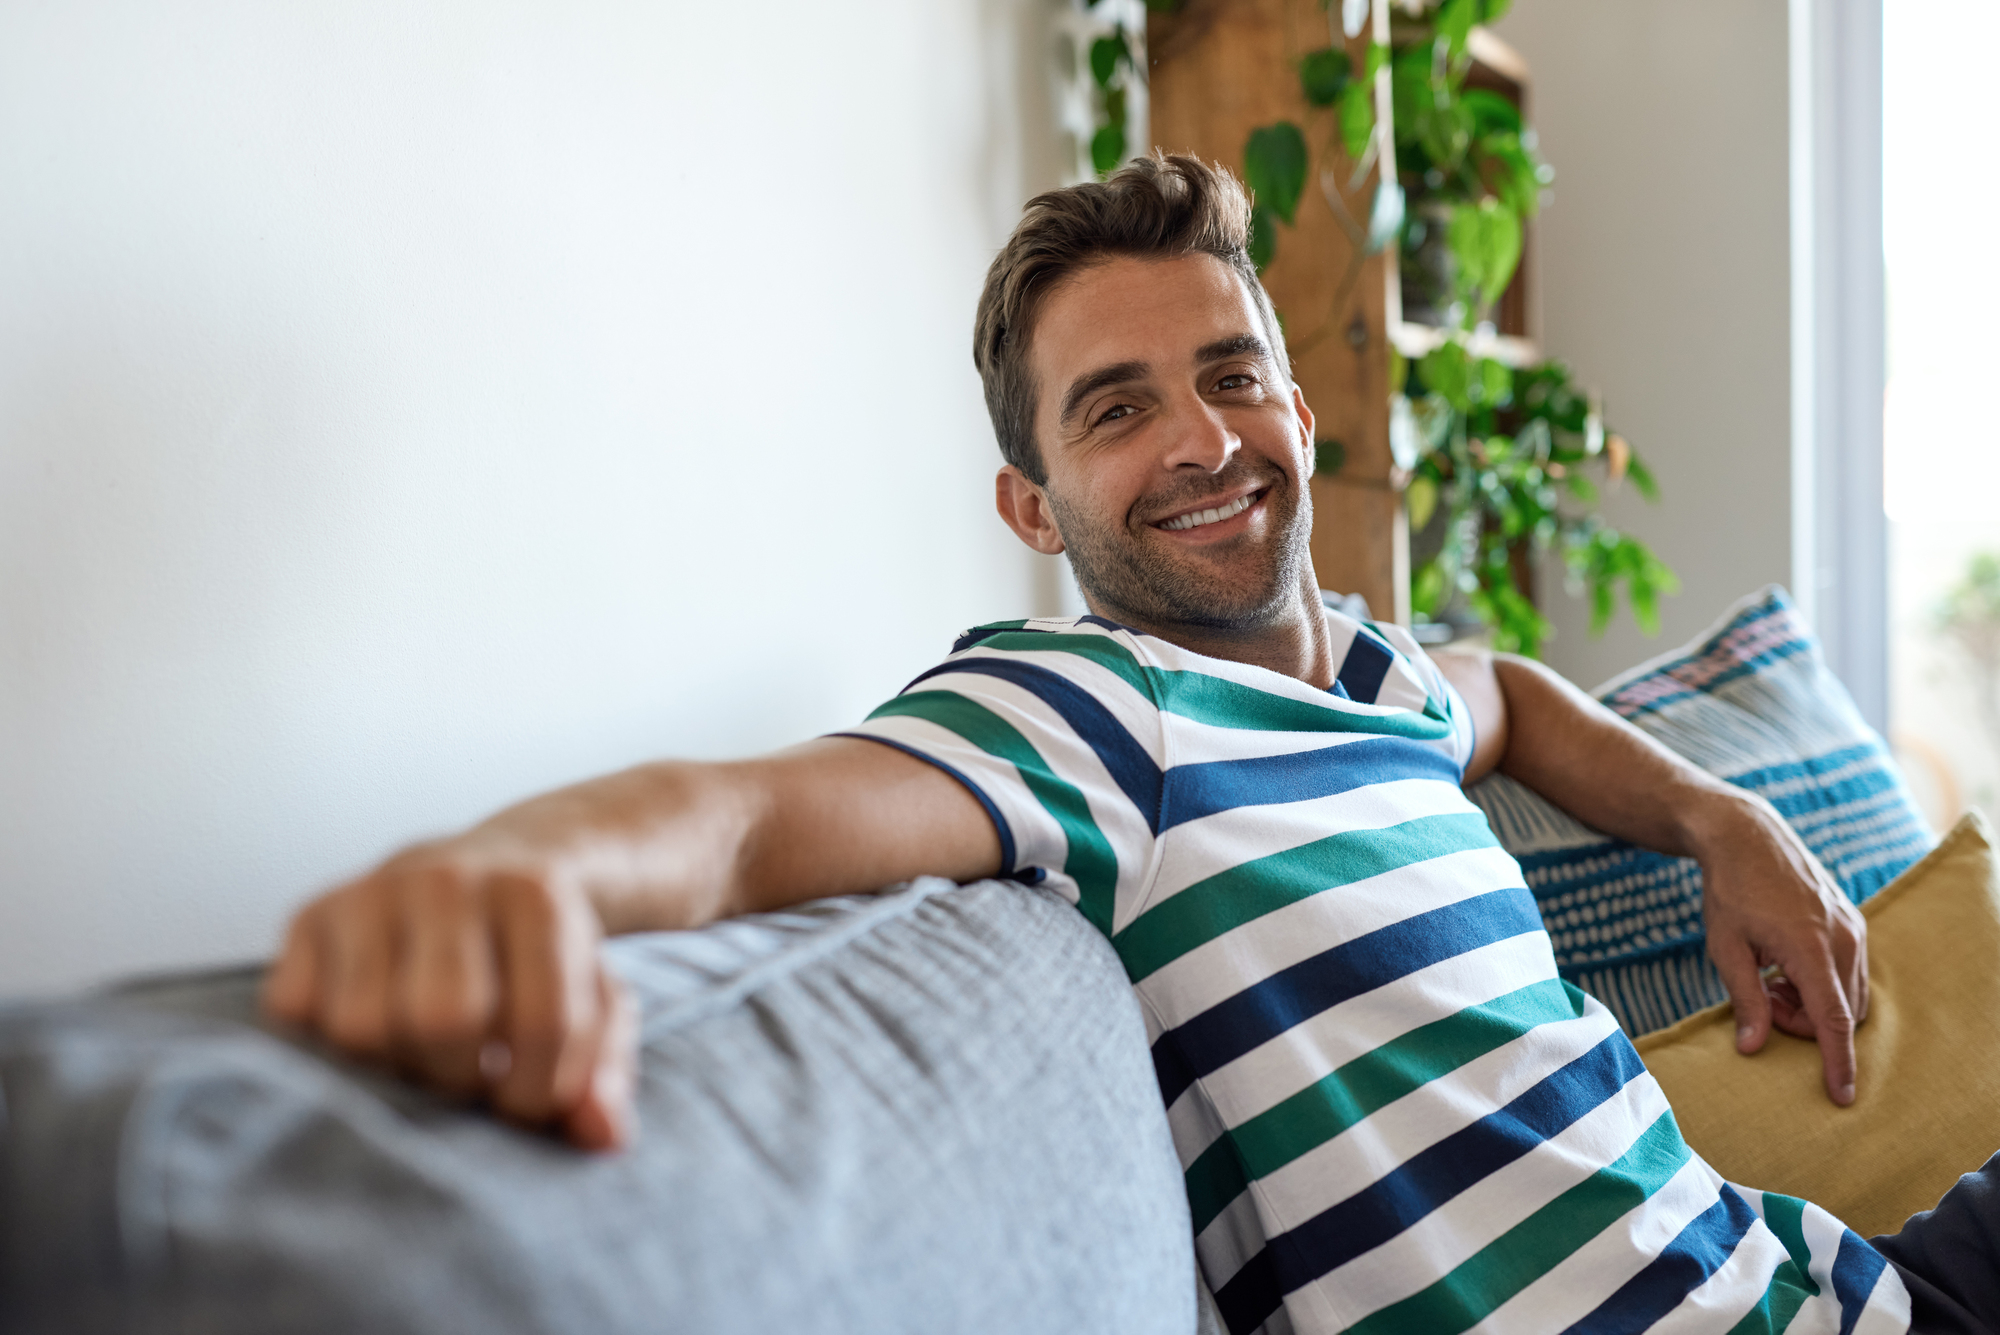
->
[1399,198,1459,329]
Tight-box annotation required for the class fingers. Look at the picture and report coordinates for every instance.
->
[563,969,638,1152]
[394,867,499,1097]
[322,880,397,1058]
[262,900,326,1024]
[266,860,631,1150]
[1708,930,1772,1056]
[1841,903,1869,1025]
[1789,948,1858,1106]
[491,872,604,1128]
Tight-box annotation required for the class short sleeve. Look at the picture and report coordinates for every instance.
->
[1382,625,1476,776]
[834,633,1167,938]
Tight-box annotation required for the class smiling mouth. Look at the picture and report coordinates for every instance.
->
[1156,487,1266,532]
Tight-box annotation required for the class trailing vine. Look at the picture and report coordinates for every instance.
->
[1083,10,1138,177]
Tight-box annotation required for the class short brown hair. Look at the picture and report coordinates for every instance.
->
[972,152,1288,484]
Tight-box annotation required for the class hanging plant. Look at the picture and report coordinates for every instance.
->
[1399,342,1677,657]
[1085,17,1137,177]
[1216,0,1675,657]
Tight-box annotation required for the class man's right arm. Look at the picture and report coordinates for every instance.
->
[261,737,1002,1150]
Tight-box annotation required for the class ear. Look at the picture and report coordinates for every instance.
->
[995,466,1066,555]
[1291,383,1317,459]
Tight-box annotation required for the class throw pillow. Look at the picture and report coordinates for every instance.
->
[1635,812,2000,1238]
[1465,585,1934,1034]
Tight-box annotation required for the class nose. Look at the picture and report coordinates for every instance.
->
[1161,396,1239,474]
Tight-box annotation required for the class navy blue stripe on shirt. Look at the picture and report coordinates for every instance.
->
[1337,628,1395,703]
[910,658,1164,831]
[1159,736,1463,831]
[1214,1245,1288,1335]
[1152,885,1546,1107]
[948,624,1046,655]
[1560,1186,1759,1335]
[1214,1245,1287,1335]
[1267,1032,1649,1295]
[1833,1229,1889,1335]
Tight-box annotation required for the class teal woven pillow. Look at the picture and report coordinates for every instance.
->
[1465,585,1935,1035]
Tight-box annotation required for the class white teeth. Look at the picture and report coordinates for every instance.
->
[1163,492,1256,531]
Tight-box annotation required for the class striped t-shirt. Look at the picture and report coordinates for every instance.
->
[843,611,1910,1335]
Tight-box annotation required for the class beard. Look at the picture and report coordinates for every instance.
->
[1048,460,1312,632]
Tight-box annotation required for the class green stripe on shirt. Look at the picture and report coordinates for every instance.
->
[867,691,1120,935]
[1724,1260,1815,1335]
[1182,978,1589,1234]
[1344,1109,1692,1335]
[1756,1194,1821,1297]
[1113,812,1500,981]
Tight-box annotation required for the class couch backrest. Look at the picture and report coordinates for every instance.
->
[0,878,1199,1334]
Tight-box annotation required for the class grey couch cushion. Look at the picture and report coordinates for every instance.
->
[0,878,1198,1334]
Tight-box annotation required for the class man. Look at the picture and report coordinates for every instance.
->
[265,156,1990,1332]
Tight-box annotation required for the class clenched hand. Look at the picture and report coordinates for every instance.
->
[263,838,639,1150]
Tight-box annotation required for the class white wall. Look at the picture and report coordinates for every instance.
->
[0,0,1068,995]
[1493,2,1795,690]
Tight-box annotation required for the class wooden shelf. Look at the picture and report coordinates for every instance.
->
[1389,321,1540,368]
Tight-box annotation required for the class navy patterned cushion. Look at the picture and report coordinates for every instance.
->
[1465,585,1934,1035]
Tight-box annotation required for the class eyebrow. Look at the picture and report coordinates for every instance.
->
[1058,360,1149,429]
[1195,333,1271,365]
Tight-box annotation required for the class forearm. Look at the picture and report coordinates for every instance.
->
[411,735,1002,937]
[1488,653,1866,1098]
[1489,653,1759,858]
[458,759,764,936]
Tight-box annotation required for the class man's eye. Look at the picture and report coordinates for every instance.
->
[1215,373,1255,391]
[1096,403,1135,425]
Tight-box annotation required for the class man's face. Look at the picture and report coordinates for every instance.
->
[1012,253,1316,632]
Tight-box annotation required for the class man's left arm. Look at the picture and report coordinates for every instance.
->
[1434,648,1868,1107]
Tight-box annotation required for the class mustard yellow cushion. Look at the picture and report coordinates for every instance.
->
[1635,811,2000,1238]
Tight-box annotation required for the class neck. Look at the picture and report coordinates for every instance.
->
[1084,567,1338,689]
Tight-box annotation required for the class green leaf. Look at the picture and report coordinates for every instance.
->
[1475,356,1511,407]
[1249,202,1278,271]
[1406,475,1439,530]
[1091,122,1127,178]
[1590,579,1614,635]
[1314,438,1347,476]
[1434,0,1480,62]
[1419,341,1471,411]
[1090,30,1130,89]
[1412,559,1448,617]
[1339,81,1375,160]
[1565,473,1599,504]
[1477,132,1544,217]
[1446,198,1522,320]
[1626,455,1660,501]
[1481,0,1514,22]
[1243,122,1309,225]
[1459,89,1522,135]
[1299,47,1351,107]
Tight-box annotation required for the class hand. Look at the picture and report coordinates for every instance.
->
[1693,793,1868,1105]
[262,835,639,1150]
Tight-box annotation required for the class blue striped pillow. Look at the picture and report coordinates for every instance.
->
[1465,585,1934,1035]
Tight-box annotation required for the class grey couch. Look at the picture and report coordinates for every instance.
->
[0,877,1219,1333]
